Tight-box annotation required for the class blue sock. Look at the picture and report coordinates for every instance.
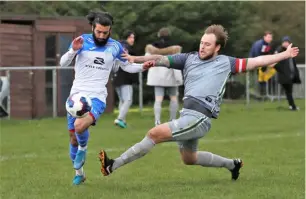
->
[75,129,89,147]
[70,143,78,162]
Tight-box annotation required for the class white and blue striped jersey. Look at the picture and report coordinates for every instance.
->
[60,34,143,103]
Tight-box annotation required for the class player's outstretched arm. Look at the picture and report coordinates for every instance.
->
[119,62,144,73]
[60,36,83,67]
[121,52,170,67]
[246,44,299,71]
[112,60,155,73]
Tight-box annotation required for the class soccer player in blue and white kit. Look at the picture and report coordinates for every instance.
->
[60,11,154,185]
[99,25,299,180]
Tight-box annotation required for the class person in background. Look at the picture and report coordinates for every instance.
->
[273,36,301,111]
[249,31,274,98]
[112,30,138,128]
[146,27,183,126]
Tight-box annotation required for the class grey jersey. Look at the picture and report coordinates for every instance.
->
[167,52,247,118]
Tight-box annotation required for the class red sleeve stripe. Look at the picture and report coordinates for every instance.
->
[235,58,247,73]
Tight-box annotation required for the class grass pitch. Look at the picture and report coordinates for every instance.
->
[0,100,305,199]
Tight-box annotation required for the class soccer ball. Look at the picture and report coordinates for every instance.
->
[66,93,92,118]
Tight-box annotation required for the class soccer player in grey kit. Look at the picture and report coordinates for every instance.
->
[99,25,299,180]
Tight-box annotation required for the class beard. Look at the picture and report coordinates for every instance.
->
[199,52,214,60]
[202,53,214,60]
[93,32,110,47]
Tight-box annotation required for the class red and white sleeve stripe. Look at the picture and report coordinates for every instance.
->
[235,58,247,73]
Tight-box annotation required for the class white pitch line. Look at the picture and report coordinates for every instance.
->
[0,132,304,162]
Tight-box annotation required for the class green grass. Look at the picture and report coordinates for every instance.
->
[0,100,305,199]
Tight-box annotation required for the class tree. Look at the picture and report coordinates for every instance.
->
[104,1,256,57]
[245,1,305,63]
[0,1,101,17]
[1,1,304,62]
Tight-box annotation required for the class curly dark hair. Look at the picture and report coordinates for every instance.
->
[86,11,114,27]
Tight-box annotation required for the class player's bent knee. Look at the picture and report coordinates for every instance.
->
[74,120,84,133]
[74,119,88,134]
[147,129,159,142]
[147,124,172,144]
[74,114,94,133]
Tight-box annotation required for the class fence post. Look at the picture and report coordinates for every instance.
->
[52,69,57,118]
[246,71,250,107]
[139,72,143,113]
[6,70,11,119]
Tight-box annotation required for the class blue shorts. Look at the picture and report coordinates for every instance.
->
[67,98,106,132]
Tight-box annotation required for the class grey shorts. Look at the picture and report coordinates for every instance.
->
[168,108,211,152]
[115,85,133,101]
[154,86,178,97]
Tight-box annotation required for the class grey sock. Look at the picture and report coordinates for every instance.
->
[118,100,123,111]
[112,136,155,171]
[169,99,178,120]
[195,151,235,170]
[118,100,132,122]
[154,101,162,122]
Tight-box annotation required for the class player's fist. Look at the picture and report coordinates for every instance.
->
[286,43,299,58]
[72,36,84,51]
[143,60,155,70]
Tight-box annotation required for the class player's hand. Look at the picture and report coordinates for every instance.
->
[121,51,135,63]
[72,36,84,51]
[286,43,299,58]
[143,60,155,70]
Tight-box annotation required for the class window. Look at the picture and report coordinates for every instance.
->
[45,35,56,58]
[44,33,74,115]
[60,35,73,56]
[45,34,57,111]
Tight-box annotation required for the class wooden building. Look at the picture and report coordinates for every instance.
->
[0,14,115,119]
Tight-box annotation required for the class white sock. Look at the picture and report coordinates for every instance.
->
[78,145,87,151]
[76,167,84,176]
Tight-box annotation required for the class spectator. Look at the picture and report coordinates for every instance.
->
[112,30,138,128]
[146,27,183,126]
[249,31,275,97]
[274,36,301,111]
